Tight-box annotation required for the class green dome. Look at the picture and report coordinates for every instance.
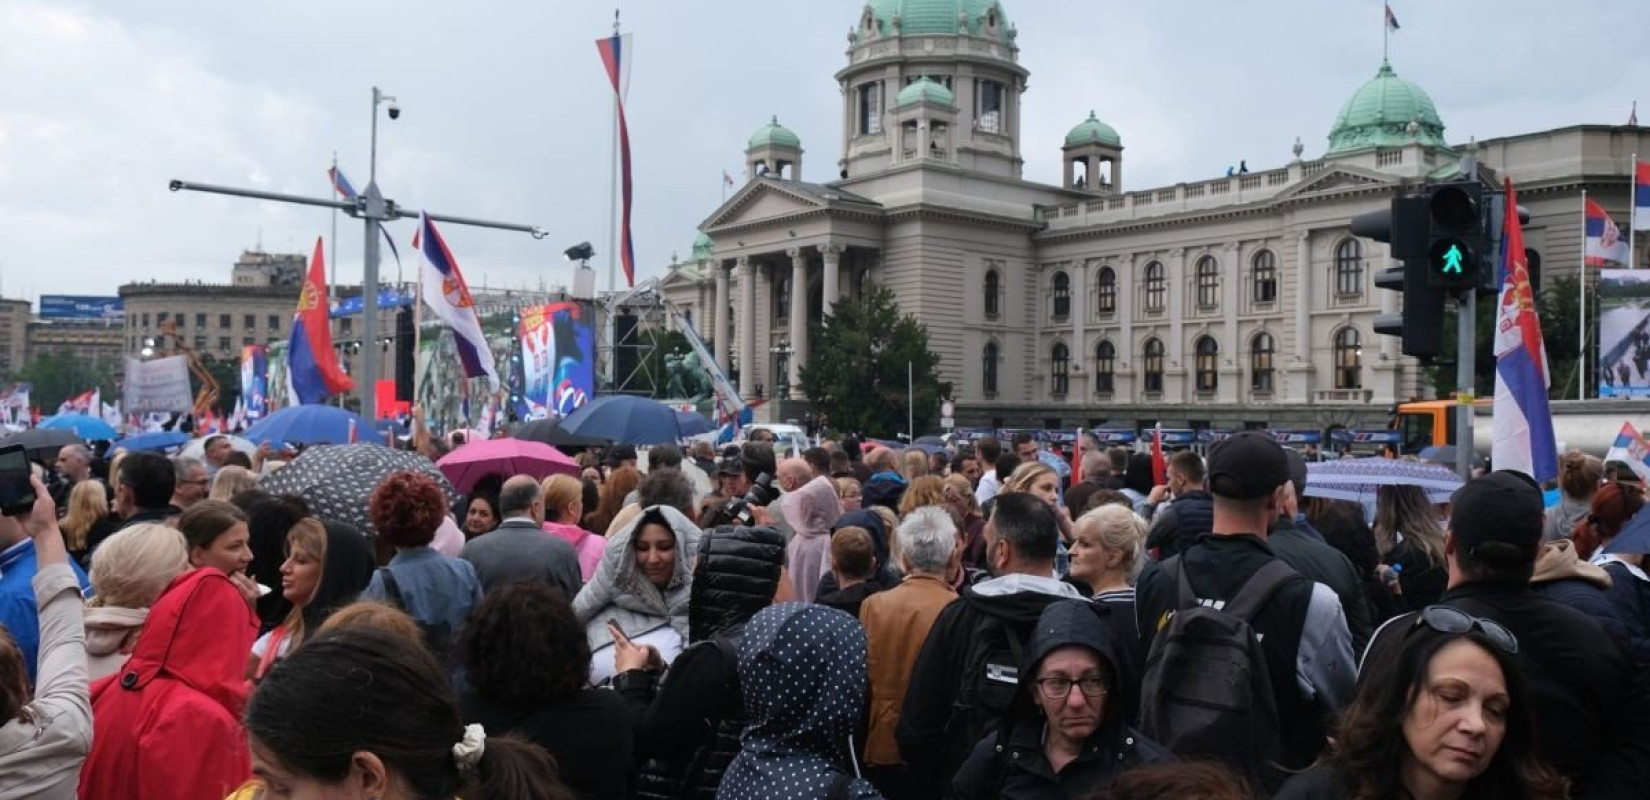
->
[748,116,801,150]
[896,75,955,107]
[1064,110,1121,148]
[691,232,714,261]
[865,0,1012,42]
[1325,61,1448,156]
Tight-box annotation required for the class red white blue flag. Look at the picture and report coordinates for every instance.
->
[1634,159,1650,231]
[1585,198,1630,266]
[287,237,353,404]
[327,166,359,200]
[414,213,499,387]
[1492,178,1557,484]
[1385,3,1400,30]
[596,31,637,287]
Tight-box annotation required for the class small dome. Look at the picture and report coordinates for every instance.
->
[748,116,801,150]
[1325,61,1448,156]
[1065,111,1121,148]
[896,75,955,107]
[691,232,714,261]
[864,0,1011,42]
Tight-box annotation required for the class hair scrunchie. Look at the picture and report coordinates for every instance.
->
[452,723,486,773]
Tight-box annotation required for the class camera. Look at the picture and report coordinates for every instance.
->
[704,472,780,528]
[387,103,401,120]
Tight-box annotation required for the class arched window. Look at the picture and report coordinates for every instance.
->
[1195,256,1220,309]
[984,269,1001,318]
[1335,327,1363,389]
[1052,271,1071,320]
[1252,250,1277,303]
[1143,338,1164,394]
[1251,332,1275,393]
[1144,261,1165,313]
[1095,267,1117,315]
[1195,336,1219,393]
[775,272,791,319]
[1335,239,1364,297]
[1095,340,1115,394]
[1051,342,1070,396]
[983,341,1000,395]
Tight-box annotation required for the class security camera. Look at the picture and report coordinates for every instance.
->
[387,103,401,120]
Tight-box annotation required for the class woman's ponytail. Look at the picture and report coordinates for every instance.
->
[465,735,572,800]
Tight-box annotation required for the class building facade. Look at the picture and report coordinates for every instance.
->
[658,1,1648,431]
[25,320,124,368]
[0,300,29,377]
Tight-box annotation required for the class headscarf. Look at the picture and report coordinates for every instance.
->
[783,477,843,604]
[573,504,700,652]
[301,520,377,633]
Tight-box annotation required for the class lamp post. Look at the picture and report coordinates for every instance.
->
[771,339,793,401]
[358,86,399,421]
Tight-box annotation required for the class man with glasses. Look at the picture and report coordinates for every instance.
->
[168,456,210,511]
[1363,470,1650,799]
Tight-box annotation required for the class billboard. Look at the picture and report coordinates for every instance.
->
[40,295,122,321]
[240,345,269,420]
[1597,269,1650,398]
[517,302,595,419]
[417,313,515,435]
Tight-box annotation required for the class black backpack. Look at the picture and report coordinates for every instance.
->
[944,613,1030,772]
[376,567,455,668]
[1139,558,1295,773]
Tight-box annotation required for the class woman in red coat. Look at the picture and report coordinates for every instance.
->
[78,567,259,800]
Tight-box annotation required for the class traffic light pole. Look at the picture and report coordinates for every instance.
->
[1455,290,1476,480]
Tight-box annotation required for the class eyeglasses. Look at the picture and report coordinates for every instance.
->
[1034,675,1109,699]
[1412,605,1519,655]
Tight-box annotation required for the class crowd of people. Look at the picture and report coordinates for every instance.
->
[0,426,1648,800]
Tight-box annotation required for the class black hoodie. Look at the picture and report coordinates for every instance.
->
[896,574,1082,798]
[299,521,376,633]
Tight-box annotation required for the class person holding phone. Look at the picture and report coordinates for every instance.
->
[0,446,91,685]
[0,474,93,798]
[573,505,698,685]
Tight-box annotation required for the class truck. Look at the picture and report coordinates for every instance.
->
[1395,398,1650,456]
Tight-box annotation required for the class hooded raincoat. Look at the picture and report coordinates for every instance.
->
[783,477,842,604]
[78,568,259,800]
[716,603,885,800]
[573,505,700,653]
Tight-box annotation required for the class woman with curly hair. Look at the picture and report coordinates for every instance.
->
[589,465,642,536]
[1276,608,1567,800]
[459,583,633,800]
[361,471,483,667]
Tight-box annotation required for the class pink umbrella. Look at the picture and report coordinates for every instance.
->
[436,438,580,493]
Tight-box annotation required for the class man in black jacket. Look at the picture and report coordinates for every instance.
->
[1362,471,1650,800]
[897,492,1081,800]
[1269,449,1374,650]
[1143,450,1213,558]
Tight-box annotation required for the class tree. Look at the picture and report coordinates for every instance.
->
[1425,276,1584,401]
[18,352,121,413]
[799,284,951,438]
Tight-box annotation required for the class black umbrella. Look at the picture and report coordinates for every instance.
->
[257,444,458,537]
[0,428,83,459]
[513,417,610,449]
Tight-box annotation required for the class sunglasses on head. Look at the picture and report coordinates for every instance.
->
[1411,605,1519,655]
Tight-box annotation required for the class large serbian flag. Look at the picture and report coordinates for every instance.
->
[1584,198,1630,266]
[1492,178,1557,484]
[288,237,353,405]
[596,30,637,287]
[1634,159,1650,232]
[414,213,499,387]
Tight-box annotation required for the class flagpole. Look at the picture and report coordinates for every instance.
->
[329,151,338,293]
[1382,3,1389,62]
[1580,188,1588,400]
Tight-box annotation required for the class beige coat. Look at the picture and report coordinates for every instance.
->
[859,573,956,766]
[0,564,92,800]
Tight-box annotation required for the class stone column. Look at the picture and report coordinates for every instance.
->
[821,243,843,317]
[1168,247,1186,370]
[714,261,730,373]
[737,257,756,399]
[1295,232,1312,362]
[1118,255,1135,401]
[1220,243,1242,404]
[1071,261,1089,401]
[787,247,808,392]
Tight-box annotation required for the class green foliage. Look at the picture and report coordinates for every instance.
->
[17,352,121,412]
[1424,276,1585,401]
[798,285,951,438]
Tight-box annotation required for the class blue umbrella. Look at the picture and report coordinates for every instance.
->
[117,430,190,452]
[675,409,715,437]
[1607,505,1650,555]
[242,405,376,447]
[558,395,682,445]
[39,414,117,441]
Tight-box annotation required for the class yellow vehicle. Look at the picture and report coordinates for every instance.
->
[1396,398,1648,456]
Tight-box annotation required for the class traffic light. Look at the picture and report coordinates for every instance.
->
[1424,182,1485,290]
[1353,194,1445,359]
[395,307,414,402]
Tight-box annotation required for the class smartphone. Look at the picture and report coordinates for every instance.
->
[0,444,33,517]
[606,619,632,647]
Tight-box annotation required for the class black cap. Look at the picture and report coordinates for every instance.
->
[1450,470,1544,564]
[1284,448,1308,496]
[606,444,638,466]
[1206,431,1289,500]
[715,454,744,476]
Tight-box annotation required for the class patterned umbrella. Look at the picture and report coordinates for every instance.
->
[257,444,457,536]
[1304,458,1465,505]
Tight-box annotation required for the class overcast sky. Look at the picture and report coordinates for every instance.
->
[1,0,1644,303]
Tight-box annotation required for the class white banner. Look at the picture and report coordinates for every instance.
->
[123,356,194,413]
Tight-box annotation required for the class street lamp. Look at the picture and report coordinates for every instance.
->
[770,339,794,400]
[358,86,400,418]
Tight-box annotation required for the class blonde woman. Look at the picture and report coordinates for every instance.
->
[835,477,862,514]
[247,518,376,681]
[84,524,189,681]
[898,449,929,482]
[898,475,948,518]
[541,473,605,581]
[1003,461,1074,542]
[1068,505,1147,603]
[60,480,118,566]
[207,465,257,502]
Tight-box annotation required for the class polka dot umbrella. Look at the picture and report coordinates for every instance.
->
[256,443,457,537]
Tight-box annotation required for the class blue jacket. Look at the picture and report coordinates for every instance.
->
[0,539,91,683]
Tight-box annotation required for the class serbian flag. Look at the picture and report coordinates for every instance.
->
[1492,178,1558,484]
[1150,424,1167,485]
[1384,3,1400,30]
[327,166,359,200]
[288,237,354,404]
[1606,422,1650,483]
[596,30,637,287]
[414,213,499,387]
[1634,160,1650,232]
[1585,199,1630,266]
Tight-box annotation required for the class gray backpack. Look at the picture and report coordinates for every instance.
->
[1139,558,1296,773]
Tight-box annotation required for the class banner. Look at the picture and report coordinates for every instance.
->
[0,384,29,427]
[123,356,194,413]
[240,345,269,420]
[266,340,292,410]
[1597,269,1650,398]
[39,295,122,321]
[518,302,596,420]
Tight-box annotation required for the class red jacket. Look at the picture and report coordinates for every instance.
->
[79,568,259,800]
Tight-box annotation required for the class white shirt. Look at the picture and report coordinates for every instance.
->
[974,471,1001,507]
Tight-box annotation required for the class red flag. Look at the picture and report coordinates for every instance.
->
[1070,429,1083,485]
[288,237,354,402]
[1151,425,1167,485]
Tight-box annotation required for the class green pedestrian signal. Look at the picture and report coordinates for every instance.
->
[1441,244,1464,274]
[1427,237,1476,289]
